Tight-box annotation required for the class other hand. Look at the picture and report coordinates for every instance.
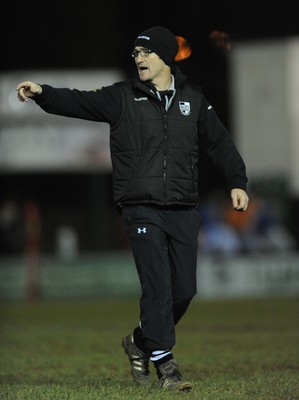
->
[231,188,249,211]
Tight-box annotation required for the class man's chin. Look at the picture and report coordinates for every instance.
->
[138,72,150,81]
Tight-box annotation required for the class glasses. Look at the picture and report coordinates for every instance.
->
[131,49,153,58]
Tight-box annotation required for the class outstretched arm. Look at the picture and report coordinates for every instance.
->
[16,80,122,124]
[17,81,42,102]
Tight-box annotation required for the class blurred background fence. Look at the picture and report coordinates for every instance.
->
[0,251,298,302]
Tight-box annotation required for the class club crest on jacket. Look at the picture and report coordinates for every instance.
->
[179,101,191,116]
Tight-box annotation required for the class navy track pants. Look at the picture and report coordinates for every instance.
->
[122,205,201,351]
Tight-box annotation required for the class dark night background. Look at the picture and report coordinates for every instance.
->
[1,0,299,252]
[3,1,299,117]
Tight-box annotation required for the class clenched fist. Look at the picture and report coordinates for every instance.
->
[231,188,249,211]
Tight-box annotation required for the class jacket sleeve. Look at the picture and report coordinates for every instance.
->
[198,96,248,191]
[33,84,122,125]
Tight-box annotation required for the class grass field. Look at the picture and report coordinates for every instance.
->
[0,297,298,399]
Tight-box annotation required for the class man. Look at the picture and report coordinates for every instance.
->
[17,26,249,391]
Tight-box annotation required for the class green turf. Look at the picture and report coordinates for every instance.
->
[0,297,298,399]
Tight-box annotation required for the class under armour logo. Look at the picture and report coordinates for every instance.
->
[137,227,147,234]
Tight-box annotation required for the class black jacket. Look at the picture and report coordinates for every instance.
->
[34,66,247,207]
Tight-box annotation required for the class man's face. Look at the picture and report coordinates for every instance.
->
[133,47,168,83]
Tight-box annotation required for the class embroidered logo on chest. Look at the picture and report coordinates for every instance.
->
[179,101,191,116]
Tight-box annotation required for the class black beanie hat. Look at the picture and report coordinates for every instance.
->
[134,26,179,66]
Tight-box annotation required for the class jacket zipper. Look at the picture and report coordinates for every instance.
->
[163,113,167,203]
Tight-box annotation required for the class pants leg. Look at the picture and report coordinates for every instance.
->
[165,208,201,324]
[122,205,201,352]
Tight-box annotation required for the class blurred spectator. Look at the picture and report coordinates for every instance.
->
[198,191,296,255]
[55,225,78,261]
[198,191,241,255]
[225,194,295,253]
[0,200,24,254]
